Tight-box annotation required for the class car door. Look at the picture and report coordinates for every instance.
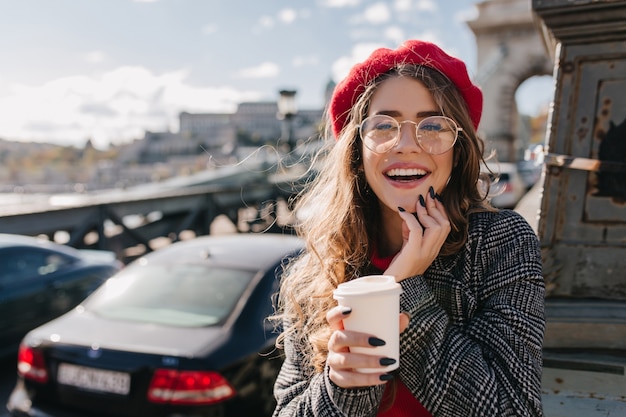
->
[0,247,75,353]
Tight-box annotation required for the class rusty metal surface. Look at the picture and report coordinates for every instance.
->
[533,3,626,412]
[532,0,626,54]
[538,37,626,300]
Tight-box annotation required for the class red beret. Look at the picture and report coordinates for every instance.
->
[329,40,482,138]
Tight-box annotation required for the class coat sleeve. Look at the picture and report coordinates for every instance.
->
[272,322,386,417]
[398,210,545,417]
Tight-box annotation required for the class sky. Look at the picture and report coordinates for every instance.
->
[0,0,554,149]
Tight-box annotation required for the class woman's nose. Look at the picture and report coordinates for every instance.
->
[394,122,423,152]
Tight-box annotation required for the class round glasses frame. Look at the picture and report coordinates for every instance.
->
[358,114,462,155]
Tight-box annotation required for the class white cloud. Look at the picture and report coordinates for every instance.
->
[405,30,443,47]
[416,0,437,12]
[319,0,360,7]
[259,8,309,28]
[393,0,412,12]
[85,50,106,64]
[278,8,298,24]
[0,66,262,148]
[331,42,385,83]
[454,6,478,24]
[362,3,392,25]
[384,26,405,45]
[292,55,319,67]
[233,62,280,79]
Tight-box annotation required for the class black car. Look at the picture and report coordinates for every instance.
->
[0,234,122,358]
[7,233,304,417]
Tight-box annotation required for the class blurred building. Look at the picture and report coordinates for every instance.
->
[94,98,325,189]
[2,81,331,192]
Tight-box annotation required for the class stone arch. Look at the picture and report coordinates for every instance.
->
[467,0,554,162]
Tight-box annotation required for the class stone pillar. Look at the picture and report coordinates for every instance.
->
[468,0,553,162]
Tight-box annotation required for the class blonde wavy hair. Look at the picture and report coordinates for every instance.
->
[271,64,495,374]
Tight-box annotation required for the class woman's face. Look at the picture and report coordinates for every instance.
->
[362,75,455,215]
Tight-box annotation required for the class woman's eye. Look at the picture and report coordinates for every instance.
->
[421,123,442,132]
[375,123,395,131]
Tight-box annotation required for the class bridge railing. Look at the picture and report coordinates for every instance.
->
[0,176,305,264]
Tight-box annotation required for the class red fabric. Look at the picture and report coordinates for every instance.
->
[370,245,395,271]
[371,247,433,417]
[377,380,433,417]
[329,39,483,138]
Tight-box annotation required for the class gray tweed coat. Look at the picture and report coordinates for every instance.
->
[273,209,545,417]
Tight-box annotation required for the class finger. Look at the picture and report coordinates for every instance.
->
[419,218,450,250]
[415,193,428,215]
[416,193,444,227]
[327,346,396,388]
[414,206,440,230]
[328,329,386,353]
[328,366,392,388]
[326,305,351,331]
[426,186,440,207]
[421,204,451,239]
[416,194,450,231]
[418,209,449,233]
[424,195,450,225]
[327,349,395,372]
[397,207,424,235]
[327,330,396,388]
[426,188,451,222]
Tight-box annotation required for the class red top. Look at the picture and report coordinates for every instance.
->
[371,247,433,417]
[377,381,432,417]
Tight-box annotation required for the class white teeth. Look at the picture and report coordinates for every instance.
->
[386,168,427,177]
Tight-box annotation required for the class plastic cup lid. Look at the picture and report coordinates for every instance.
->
[333,275,402,297]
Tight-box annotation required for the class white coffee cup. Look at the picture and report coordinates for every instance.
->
[333,275,402,373]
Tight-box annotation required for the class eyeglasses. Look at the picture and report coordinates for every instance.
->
[358,114,462,154]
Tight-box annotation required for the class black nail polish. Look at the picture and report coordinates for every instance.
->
[397,206,405,212]
[341,307,352,315]
[379,357,396,366]
[419,194,426,207]
[368,337,386,347]
[429,186,435,199]
[435,193,442,202]
[379,373,394,381]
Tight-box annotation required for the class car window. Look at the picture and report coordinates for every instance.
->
[0,248,75,285]
[84,263,255,327]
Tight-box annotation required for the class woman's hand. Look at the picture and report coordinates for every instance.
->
[386,187,450,281]
[325,306,410,388]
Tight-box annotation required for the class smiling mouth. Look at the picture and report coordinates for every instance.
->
[385,168,428,182]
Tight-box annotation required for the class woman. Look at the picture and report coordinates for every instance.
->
[271,40,545,417]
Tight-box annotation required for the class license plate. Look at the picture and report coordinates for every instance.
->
[57,363,131,395]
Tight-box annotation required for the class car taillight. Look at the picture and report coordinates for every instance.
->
[17,344,49,384]
[147,369,235,405]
